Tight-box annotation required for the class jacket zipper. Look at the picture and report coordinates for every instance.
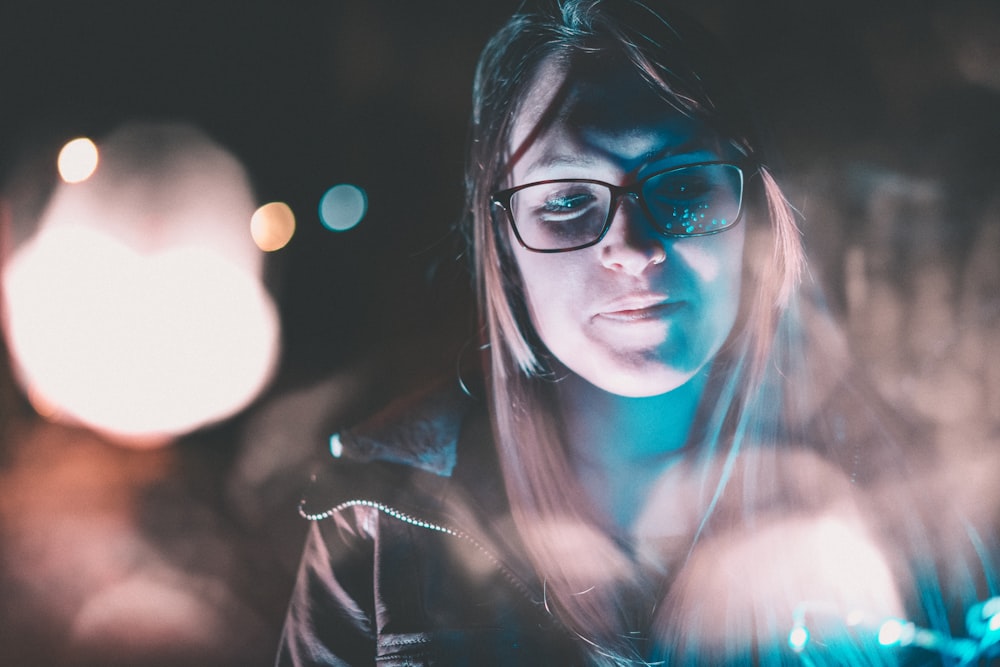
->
[304,499,665,664]
[301,498,544,611]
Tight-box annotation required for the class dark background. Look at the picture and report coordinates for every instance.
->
[1,2,998,665]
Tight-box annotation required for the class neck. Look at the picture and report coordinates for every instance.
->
[557,368,708,467]
[555,367,710,530]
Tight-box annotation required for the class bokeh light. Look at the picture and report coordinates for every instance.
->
[319,183,367,231]
[787,625,809,652]
[845,609,866,627]
[2,123,281,444]
[250,201,296,251]
[57,137,100,184]
[4,227,279,441]
[877,618,906,646]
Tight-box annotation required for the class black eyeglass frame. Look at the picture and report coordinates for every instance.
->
[489,160,752,254]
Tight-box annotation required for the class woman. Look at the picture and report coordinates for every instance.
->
[278,1,996,665]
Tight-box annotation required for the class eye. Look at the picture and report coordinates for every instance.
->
[513,183,605,223]
[539,192,596,216]
[508,182,611,249]
[643,164,744,235]
[654,174,712,201]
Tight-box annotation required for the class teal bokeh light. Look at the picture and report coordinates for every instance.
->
[319,183,367,232]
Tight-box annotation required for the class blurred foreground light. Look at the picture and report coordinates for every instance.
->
[2,123,280,445]
[787,625,809,652]
[319,183,367,231]
[877,618,908,646]
[58,137,100,183]
[250,201,295,251]
[845,609,866,626]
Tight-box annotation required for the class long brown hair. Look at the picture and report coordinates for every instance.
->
[464,1,815,662]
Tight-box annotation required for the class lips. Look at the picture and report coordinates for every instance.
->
[595,293,681,322]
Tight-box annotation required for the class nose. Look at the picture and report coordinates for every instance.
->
[599,195,666,274]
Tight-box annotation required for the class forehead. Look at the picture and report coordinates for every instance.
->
[509,56,721,179]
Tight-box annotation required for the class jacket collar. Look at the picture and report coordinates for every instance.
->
[328,382,473,477]
[298,380,541,584]
[299,380,506,531]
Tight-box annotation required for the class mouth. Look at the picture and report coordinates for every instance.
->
[596,297,682,323]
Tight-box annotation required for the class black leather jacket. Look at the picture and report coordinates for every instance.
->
[275,386,584,666]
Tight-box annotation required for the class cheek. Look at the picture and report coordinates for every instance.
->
[514,252,567,319]
[511,246,588,348]
[676,229,745,336]
[674,227,745,287]
[673,243,723,282]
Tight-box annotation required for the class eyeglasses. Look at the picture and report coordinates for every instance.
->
[490,161,746,253]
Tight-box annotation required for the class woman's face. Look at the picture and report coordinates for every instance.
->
[505,58,746,397]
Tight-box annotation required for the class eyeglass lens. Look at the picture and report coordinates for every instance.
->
[509,163,742,251]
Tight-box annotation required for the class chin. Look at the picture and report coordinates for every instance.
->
[582,363,699,398]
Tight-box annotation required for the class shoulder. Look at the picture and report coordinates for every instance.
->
[297,380,490,522]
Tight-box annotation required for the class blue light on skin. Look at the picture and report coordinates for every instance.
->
[319,184,367,231]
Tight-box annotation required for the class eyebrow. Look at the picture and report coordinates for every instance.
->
[630,136,707,170]
[522,153,598,178]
